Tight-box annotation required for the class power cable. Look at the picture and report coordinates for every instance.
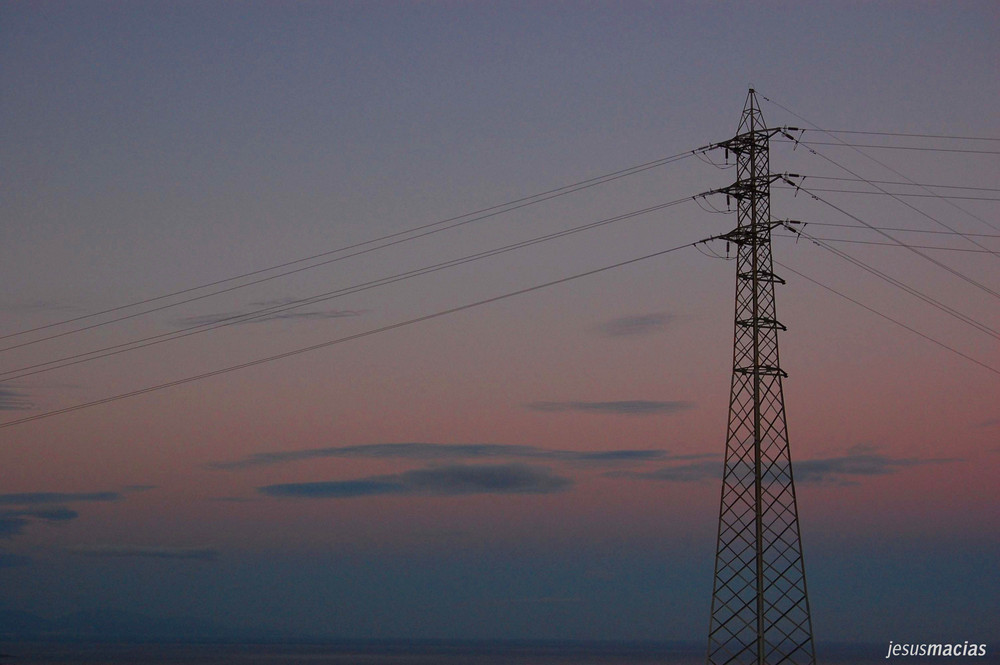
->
[694,149,735,170]
[774,186,1000,201]
[1,148,709,345]
[775,139,1000,155]
[796,221,1000,238]
[0,236,716,430]
[763,94,1000,234]
[785,182,1000,298]
[694,195,734,215]
[774,260,998,377]
[799,176,1000,194]
[773,234,996,253]
[779,152,1000,251]
[797,129,1000,142]
[780,138,1000,257]
[778,225,1000,340]
[1,196,698,381]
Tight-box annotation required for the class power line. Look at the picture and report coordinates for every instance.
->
[775,260,998,376]
[775,139,1000,155]
[773,234,997,253]
[799,129,1000,142]
[0,237,713,430]
[780,148,1000,255]
[1,195,698,382]
[785,183,1000,300]
[762,94,1000,235]
[1,148,706,345]
[796,221,1000,238]
[799,176,1000,193]
[774,186,1000,201]
[779,225,1000,340]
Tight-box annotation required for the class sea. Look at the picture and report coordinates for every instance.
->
[0,641,696,665]
[0,640,963,665]
[3,641,692,665]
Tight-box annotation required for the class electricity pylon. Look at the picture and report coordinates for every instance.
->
[706,89,816,665]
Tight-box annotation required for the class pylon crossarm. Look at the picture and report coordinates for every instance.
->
[716,127,784,156]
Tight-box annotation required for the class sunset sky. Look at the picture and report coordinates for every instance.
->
[1,1,998,646]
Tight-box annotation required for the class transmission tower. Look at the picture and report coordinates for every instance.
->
[706,89,817,665]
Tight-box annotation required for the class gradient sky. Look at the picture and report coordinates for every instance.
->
[1,1,998,647]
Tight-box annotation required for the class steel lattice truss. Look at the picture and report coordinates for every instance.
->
[706,91,816,665]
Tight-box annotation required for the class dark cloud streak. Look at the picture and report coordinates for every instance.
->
[260,464,572,499]
[794,453,957,485]
[174,308,362,328]
[527,400,693,416]
[0,490,124,540]
[0,385,32,411]
[69,545,219,560]
[0,508,79,539]
[0,492,120,506]
[263,479,406,499]
[596,312,673,337]
[611,451,959,486]
[211,443,674,471]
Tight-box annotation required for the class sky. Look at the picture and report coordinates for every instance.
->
[1,0,998,648]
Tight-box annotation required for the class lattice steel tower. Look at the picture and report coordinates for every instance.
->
[706,90,816,665]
